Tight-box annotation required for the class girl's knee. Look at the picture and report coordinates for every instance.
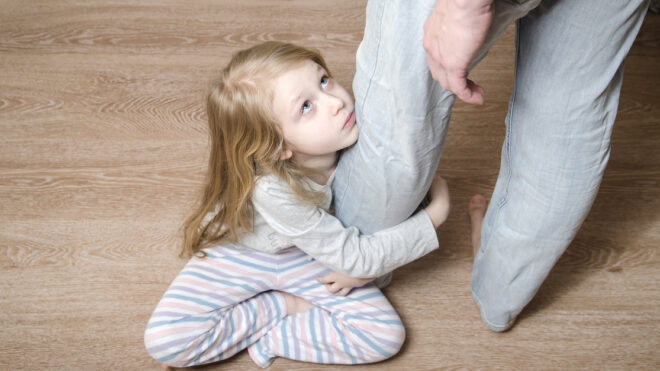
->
[144,319,228,367]
[144,333,176,366]
[144,336,197,368]
[384,322,406,358]
[357,321,406,363]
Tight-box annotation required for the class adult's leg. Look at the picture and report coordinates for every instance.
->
[333,0,541,235]
[332,0,452,235]
[472,0,649,331]
[247,249,405,367]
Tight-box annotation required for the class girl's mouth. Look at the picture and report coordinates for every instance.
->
[343,112,355,129]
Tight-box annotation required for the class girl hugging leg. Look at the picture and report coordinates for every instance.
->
[145,40,445,368]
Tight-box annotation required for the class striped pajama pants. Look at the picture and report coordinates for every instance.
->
[144,246,406,368]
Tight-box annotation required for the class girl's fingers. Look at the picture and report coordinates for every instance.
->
[316,274,333,284]
[327,283,340,294]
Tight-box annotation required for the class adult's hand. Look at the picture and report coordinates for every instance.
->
[423,0,494,104]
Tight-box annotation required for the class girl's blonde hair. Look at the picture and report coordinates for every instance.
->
[181,41,332,258]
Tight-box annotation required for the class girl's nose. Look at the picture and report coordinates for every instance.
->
[326,93,344,114]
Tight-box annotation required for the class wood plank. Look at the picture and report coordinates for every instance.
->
[1,1,658,370]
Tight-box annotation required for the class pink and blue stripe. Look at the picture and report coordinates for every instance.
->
[145,246,405,368]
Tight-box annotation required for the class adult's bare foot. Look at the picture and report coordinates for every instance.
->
[468,194,487,256]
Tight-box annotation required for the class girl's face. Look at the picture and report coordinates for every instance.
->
[271,60,358,166]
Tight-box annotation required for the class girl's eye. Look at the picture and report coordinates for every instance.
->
[320,76,329,89]
[301,101,312,115]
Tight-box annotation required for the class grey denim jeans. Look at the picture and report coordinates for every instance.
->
[333,0,649,331]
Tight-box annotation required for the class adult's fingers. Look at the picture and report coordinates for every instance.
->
[446,72,471,102]
[448,74,485,104]
[427,56,485,104]
[465,79,485,104]
[427,55,448,89]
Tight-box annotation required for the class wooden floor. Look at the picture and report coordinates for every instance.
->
[1,1,658,370]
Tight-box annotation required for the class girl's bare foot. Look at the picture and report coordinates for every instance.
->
[161,364,172,370]
[468,195,487,256]
[279,291,315,315]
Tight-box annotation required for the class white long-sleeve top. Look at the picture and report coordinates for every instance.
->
[227,171,439,278]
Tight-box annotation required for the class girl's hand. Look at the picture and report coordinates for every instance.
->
[317,272,375,296]
[425,174,451,228]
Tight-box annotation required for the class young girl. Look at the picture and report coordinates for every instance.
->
[144,41,450,369]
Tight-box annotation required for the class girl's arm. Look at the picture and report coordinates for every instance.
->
[319,174,449,295]
[252,175,449,278]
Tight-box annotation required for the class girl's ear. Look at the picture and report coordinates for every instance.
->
[279,148,293,160]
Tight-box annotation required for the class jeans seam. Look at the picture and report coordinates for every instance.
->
[503,18,521,207]
[478,19,521,258]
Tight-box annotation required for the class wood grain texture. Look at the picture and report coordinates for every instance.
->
[1,1,658,370]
